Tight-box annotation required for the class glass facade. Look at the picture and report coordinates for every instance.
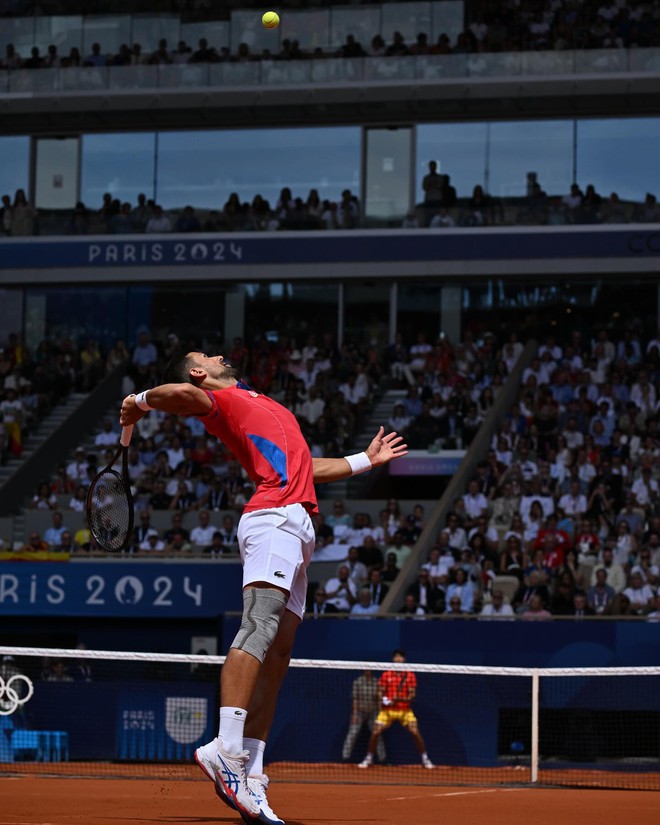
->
[81,132,155,208]
[3,117,660,224]
[156,128,360,210]
[14,276,659,358]
[417,116,660,201]
[0,136,30,199]
[78,128,360,210]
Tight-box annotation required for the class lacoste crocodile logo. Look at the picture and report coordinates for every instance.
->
[274,571,286,579]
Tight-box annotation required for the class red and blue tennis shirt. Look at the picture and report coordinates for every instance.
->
[197,382,318,515]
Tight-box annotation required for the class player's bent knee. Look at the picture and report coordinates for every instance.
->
[231,588,288,664]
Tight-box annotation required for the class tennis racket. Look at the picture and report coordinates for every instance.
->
[86,424,134,552]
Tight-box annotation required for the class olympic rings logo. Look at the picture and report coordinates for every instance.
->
[0,674,34,716]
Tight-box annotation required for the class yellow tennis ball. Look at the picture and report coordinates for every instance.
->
[262,10,280,29]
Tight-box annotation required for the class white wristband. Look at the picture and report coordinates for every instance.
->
[135,391,154,412]
[344,452,372,475]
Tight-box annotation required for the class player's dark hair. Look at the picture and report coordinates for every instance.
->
[163,352,201,386]
[392,648,406,658]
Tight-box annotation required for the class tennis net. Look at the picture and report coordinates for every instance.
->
[0,646,658,790]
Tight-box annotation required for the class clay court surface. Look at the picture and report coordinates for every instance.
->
[1,774,659,825]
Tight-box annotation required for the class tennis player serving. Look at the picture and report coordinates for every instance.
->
[358,648,434,770]
[120,349,408,825]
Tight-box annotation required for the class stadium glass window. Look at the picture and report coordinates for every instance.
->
[0,137,30,201]
[240,282,340,346]
[418,120,574,201]
[576,117,660,202]
[155,127,360,210]
[24,287,127,353]
[487,120,573,199]
[416,122,489,201]
[397,282,443,344]
[344,282,390,349]
[127,285,227,348]
[80,133,156,210]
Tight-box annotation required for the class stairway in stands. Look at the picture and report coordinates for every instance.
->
[0,392,88,488]
[0,393,87,545]
[324,387,406,501]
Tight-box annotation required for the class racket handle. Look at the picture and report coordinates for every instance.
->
[120,424,134,447]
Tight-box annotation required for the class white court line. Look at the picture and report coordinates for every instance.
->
[371,787,533,803]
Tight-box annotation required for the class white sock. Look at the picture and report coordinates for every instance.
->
[244,737,266,776]
[218,707,247,755]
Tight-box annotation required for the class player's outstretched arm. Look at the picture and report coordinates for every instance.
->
[312,426,407,484]
[120,384,212,426]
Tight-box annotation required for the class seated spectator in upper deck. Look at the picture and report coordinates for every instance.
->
[445,567,476,613]
[479,590,515,620]
[407,568,445,614]
[145,205,172,233]
[349,588,380,619]
[399,593,429,619]
[622,571,655,615]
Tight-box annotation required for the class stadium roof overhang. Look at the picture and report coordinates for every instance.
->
[0,73,659,135]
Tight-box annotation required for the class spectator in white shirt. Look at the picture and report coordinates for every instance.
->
[44,512,69,547]
[67,447,90,483]
[325,565,358,612]
[298,358,320,391]
[297,385,325,425]
[590,546,627,593]
[558,481,588,519]
[387,402,411,435]
[345,513,374,550]
[349,588,380,619]
[479,590,515,620]
[132,331,158,368]
[140,528,166,552]
[631,467,658,507]
[94,417,118,447]
[622,571,655,615]
[562,417,584,450]
[145,205,172,233]
[441,513,468,552]
[345,546,368,589]
[462,479,489,520]
[189,509,216,547]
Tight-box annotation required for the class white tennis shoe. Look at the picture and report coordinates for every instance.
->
[194,738,260,819]
[422,755,434,769]
[358,755,373,768]
[243,774,285,825]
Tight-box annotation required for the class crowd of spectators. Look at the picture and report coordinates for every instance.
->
[0,188,363,236]
[307,325,660,621]
[420,328,659,620]
[2,179,658,241]
[414,164,660,228]
[0,330,103,464]
[17,327,383,554]
[3,1,660,72]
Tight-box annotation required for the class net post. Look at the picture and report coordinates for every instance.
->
[530,668,539,784]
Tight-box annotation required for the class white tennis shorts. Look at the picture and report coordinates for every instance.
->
[238,503,316,621]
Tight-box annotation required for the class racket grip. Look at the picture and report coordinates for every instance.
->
[120,424,134,447]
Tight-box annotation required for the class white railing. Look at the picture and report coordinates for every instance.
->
[2,49,660,96]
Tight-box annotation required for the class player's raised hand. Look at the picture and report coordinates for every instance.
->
[120,394,145,427]
[365,426,408,468]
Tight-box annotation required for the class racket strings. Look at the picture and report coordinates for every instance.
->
[88,470,132,551]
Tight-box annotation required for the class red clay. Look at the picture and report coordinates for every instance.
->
[0,777,658,825]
